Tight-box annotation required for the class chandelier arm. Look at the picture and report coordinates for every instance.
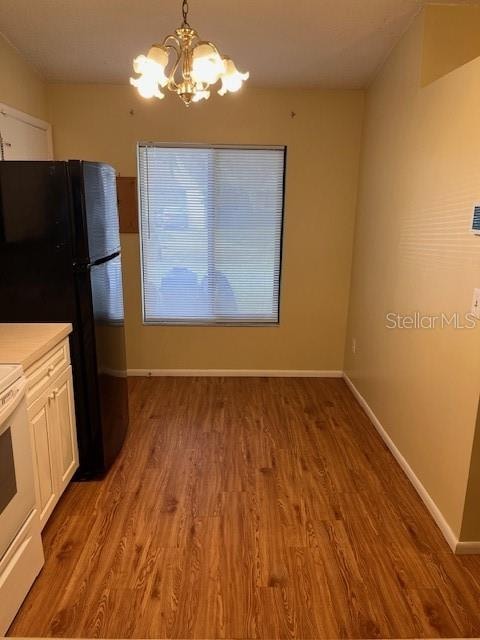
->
[163,44,182,89]
[167,47,184,91]
[162,42,181,57]
[159,37,182,88]
[161,35,181,52]
[182,44,192,81]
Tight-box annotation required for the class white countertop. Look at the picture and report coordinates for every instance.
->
[0,323,72,369]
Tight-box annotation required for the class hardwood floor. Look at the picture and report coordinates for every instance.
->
[8,377,480,639]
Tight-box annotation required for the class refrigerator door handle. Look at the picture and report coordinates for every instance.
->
[91,251,121,267]
[73,262,91,273]
[73,250,120,273]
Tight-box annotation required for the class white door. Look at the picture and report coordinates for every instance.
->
[0,104,52,160]
[28,391,57,528]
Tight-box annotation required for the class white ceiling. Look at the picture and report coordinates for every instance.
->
[0,0,475,88]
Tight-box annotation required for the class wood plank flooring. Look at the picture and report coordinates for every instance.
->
[8,377,480,638]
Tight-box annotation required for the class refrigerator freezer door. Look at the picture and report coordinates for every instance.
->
[68,161,121,266]
[83,163,121,263]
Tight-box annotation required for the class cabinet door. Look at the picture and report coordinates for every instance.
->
[51,366,79,492]
[28,391,57,528]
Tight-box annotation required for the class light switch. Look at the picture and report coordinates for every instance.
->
[472,289,480,319]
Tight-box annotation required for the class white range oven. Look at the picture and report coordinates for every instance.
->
[0,364,44,635]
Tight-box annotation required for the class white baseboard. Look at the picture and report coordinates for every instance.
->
[127,369,344,378]
[455,540,480,555]
[343,373,465,554]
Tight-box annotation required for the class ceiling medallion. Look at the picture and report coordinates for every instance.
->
[130,0,249,106]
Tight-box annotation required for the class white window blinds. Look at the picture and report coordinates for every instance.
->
[138,143,286,324]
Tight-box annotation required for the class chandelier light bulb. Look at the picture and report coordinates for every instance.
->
[191,44,225,85]
[132,55,147,74]
[147,46,169,67]
[130,75,165,100]
[130,0,249,106]
[218,58,250,95]
[191,88,211,102]
[132,53,169,87]
[146,47,170,86]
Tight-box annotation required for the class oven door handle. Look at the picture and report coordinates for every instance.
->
[0,378,27,433]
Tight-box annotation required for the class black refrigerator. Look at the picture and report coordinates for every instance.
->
[0,160,129,478]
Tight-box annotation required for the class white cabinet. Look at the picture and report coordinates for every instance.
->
[26,341,79,529]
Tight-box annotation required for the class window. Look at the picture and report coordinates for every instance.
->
[138,143,286,325]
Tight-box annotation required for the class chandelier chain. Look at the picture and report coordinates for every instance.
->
[181,0,190,26]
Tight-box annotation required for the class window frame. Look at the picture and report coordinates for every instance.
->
[137,142,287,327]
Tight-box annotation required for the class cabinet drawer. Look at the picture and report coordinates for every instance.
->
[25,339,71,405]
[0,510,44,635]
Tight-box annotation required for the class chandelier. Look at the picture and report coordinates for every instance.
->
[130,0,249,106]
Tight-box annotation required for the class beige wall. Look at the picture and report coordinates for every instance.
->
[0,32,48,119]
[345,10,480,540]
[422,4,480,86]
[49,84,364,371]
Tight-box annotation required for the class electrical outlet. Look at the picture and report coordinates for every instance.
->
[472,289,480,319]
[352,338,357,355]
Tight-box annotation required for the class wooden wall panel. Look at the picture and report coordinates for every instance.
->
[116,176,138,233]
